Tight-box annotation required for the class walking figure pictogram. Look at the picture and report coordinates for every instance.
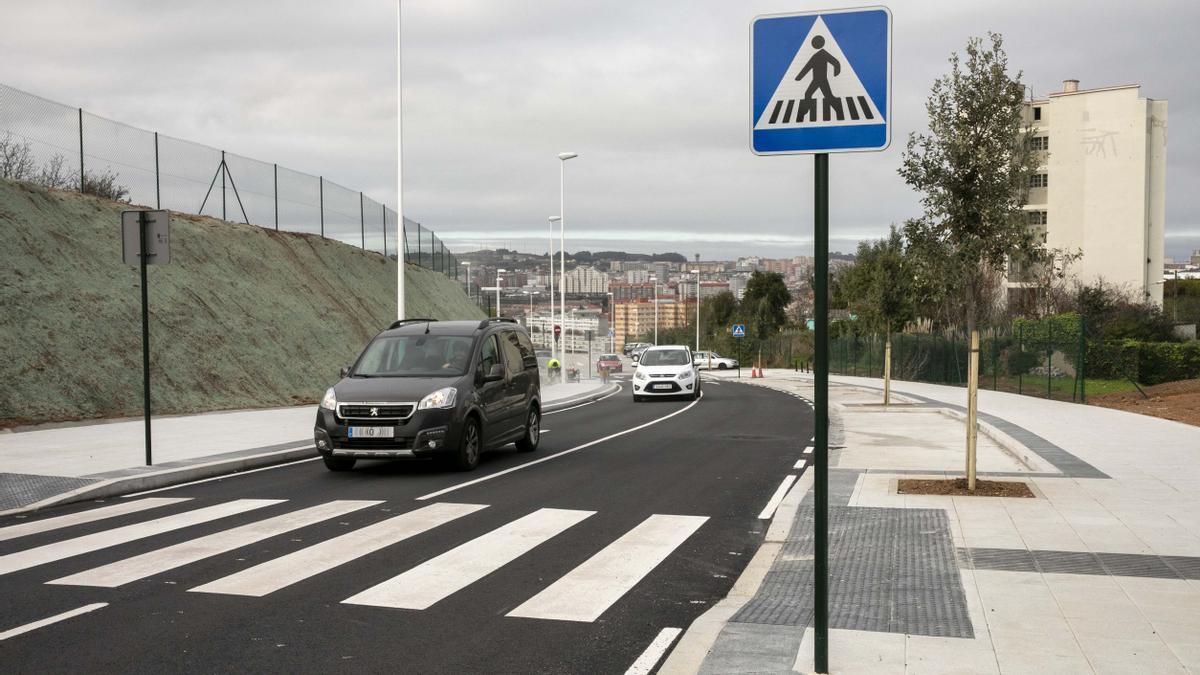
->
[795,35,841,100]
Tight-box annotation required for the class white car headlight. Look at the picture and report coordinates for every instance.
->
[635,371,648,381]
[418,387,458,410]
[678,369,693,380]
[320,387,337,411]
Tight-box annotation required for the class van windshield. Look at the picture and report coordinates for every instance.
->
[353,335,474,377]
[640,349,690,366]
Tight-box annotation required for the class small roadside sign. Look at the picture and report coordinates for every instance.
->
[750,6,892,155]
[554,324,562,337]
[121,210,171,265]
[731,324,747,338]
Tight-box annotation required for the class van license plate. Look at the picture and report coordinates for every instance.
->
[652,384,673,390]
[348,426,394,438]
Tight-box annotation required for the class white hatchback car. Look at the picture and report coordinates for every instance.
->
[632,345,701,401]
[692,350,739,370]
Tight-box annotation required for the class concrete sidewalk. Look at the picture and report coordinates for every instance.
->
[0,379,618,515]
[666,369,1200,675]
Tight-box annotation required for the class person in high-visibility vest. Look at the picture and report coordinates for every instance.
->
[547,358,561,381]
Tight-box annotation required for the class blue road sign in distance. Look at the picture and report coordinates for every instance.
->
[750,6,891,155]
[731,324,747,338]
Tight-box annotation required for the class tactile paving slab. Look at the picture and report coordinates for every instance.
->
[733,505,973,638]
[0,473,99,511]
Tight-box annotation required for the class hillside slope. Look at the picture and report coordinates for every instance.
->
[0,179,483,426]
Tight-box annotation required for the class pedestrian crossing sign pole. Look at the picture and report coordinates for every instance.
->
[750,7,891,674]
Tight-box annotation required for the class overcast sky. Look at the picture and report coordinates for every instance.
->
[1,0,1197,260]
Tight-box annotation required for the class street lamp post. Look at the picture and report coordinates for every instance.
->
[692,269,701,352]
[558,152,577,371]
[607,291,615,352]
[549,216,561,366]
[495,268,506,318]
[650,275,659,345]
[461,261,471,301]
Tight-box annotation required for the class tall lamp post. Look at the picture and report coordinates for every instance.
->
[558,152,577,368]
[548,216,561,365]
[395,0,406,321]
[650,275,659,345]
[460,261,471,302]
[606,291,615,352]
[495,268,506,317]
[692,269,701,352]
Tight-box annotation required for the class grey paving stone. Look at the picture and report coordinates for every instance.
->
[699,623,804,675]
[0,473,100,511]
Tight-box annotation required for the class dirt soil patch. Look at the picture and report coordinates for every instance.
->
[897,478,1035,498]
[1087,378,1200,427]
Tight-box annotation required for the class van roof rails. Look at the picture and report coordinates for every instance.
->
[477,317,518,329]
[387,318,437,330]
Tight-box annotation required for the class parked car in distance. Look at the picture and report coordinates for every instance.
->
[693,350,739,370]
[632,345,700,401]
[314,318,541,473]
[623,341,650,357]
[596,353,622,373]
[630,344,651,363]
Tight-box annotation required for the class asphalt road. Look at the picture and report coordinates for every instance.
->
[0,376,813,674]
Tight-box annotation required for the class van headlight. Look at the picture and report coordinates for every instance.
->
[320,387,337,411]
[678,370,693,380]
[418,387,458,410]
[635,371,647,381]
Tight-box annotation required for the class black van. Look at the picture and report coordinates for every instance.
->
[314,318,541,472]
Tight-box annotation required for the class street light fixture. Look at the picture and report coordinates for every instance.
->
[557,153,577,369]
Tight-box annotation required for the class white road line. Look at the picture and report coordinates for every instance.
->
[0,603,108,641]
[190,502,487,597]
[344,507,594,610]
[0,498,192,542]
[49,500,378,588]
[793,459,806,470]
[757,476,797,520]
[803,446,813,454]
[0,499,282,576]
[625,627,683,675]
[508,513,708,623]
[544,384,623,415]
[122,455,321,497]
[416,392,704,501]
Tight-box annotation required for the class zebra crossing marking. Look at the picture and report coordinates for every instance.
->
[190,502,487,597]
[0,603,108,642]
[0,498,191,543]
[49,500,379,588]
[507,514,708,623]
[0,499,282,576]
[343,507,594,611]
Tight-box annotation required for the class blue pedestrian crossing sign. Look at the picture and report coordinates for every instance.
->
[731,324,747,338]
[750,7,892,155]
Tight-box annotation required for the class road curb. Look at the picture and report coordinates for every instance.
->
[0,444,315,517]
[660,464,814,674]
[543,383,621,412]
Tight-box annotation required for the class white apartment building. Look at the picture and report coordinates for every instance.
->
[563,266,609,294]
[1011,80,1167,304]
[626,269,650,284]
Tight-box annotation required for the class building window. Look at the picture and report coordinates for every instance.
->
[1029,173,1048,188]
[1030,136,1049,151]
[1033,106,1042,121]
[1027,210,1047,225]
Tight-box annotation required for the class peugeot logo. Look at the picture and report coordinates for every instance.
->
[370,407,379,417]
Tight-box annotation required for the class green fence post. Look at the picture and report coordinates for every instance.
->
[1018,323,1024,396]
[1047,321,1053,400]
[867,334,873,378]
[1079,316,1087,404]
[992,328,999,390]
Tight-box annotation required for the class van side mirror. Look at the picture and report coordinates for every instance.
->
[340,365,351,378]
[484,363,506,382]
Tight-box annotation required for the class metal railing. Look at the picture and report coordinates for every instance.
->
[0,83,459,281]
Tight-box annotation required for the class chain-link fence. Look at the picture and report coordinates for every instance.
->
[0,83,461,281]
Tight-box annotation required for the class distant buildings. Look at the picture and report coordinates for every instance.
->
[526,311,608,353]
[613,300,695,350]
[1008,79,1168,305]
[563,266,609,294]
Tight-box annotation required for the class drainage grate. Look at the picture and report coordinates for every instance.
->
[960,547,1200,581]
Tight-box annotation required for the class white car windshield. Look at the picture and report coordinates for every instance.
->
[640,349,690,367]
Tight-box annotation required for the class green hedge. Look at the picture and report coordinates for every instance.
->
[1087,339,1200,385]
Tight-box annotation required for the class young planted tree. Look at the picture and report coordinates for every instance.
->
[898,33,1044,489]
[839,226,915,402]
